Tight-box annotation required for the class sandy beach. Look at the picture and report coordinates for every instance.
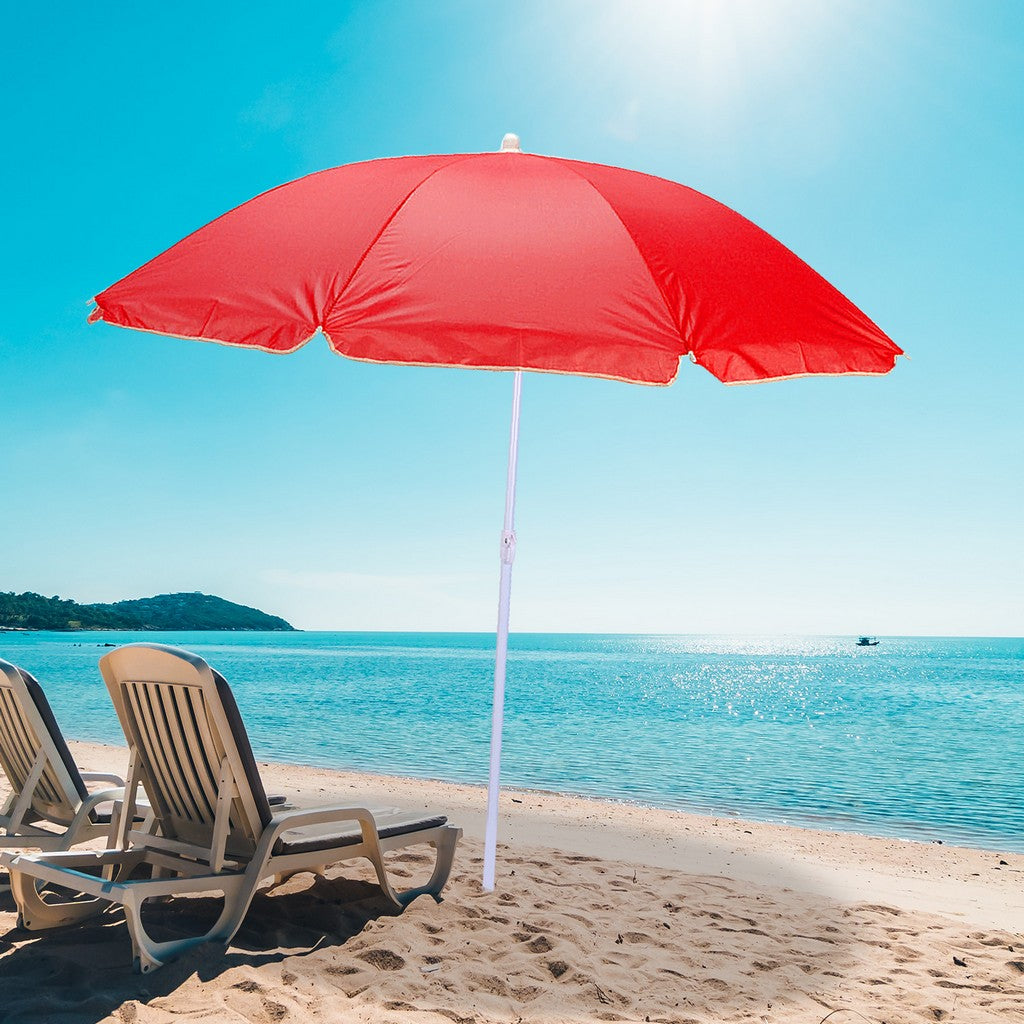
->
[1,740,1021,1024]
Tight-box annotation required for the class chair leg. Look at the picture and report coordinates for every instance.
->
[0,819,111,895]
[365,851,404,910]
[121,876,251,974]
[11,870,111,931]
[420,826,461,899]
[370,826,463,909]
[13,826,462,971]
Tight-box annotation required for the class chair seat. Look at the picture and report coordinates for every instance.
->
[273,810,448,856]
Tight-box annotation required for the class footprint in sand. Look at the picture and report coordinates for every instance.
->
[262,998,288,1022]
[393,851,429,864]
[458,917,505,932]
[526,935,553,953]
[467,972,510,997]
[357,949,406,971]
[515,922,545,935]
[510,984,544,1000]
[435,1011,477,1024]
[562,911,594,926]
[891,943,922,961]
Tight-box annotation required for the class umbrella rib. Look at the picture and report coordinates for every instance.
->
[323,154,478,327]
[555,162,691,362]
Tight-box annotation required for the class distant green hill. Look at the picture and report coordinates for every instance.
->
[0,590,294,631]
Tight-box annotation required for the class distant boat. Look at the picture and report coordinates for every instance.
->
[856,636,880,646]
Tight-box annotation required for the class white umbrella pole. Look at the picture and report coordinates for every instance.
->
[483,369,523,891]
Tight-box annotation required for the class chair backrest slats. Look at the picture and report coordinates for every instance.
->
[0,660,84,826]
[123,680,186,820]
[152,681,203,822]
[170,685,217,821]
[0,689,36,788]
[151,681,208,824]
[100,644,273,860]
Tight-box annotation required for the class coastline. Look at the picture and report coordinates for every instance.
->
[65,740,1024,934]
[6,631,1020,861]
[0,740,1020,1022]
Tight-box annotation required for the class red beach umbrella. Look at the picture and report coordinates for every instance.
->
[89,134,902,889]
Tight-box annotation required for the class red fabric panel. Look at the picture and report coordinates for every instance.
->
[92,155,464,354]
[324,155,683,383]
[561,159,901,383]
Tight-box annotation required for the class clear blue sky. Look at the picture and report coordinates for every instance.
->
[2,1,1021,635]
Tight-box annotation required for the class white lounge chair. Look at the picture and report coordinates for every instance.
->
[0,658,126,859]
[8,643,462,972]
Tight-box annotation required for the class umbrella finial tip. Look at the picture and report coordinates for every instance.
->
[500,133,522,153]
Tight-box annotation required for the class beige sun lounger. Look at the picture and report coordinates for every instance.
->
[0,658,126,863]
[8,643,462,973]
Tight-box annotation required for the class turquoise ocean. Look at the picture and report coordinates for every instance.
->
[1,631,1020,853]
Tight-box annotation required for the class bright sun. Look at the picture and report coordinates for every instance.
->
[577,0,838,139]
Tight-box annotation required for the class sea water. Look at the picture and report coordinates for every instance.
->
[1,631,1021,853]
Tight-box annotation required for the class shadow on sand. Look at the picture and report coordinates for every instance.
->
[0,874,400,1024]
[0,841,904,1024]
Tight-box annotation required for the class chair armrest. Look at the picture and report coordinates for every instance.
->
[77,786,122,811]
[79,787,126,815]
[65,787,128,836]
[266,805,377,842]
[253,805,380,863]
[80,772,126,788]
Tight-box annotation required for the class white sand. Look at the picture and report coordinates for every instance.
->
[0,740,1020,1023]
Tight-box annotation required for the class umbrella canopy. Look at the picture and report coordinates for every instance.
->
[88,135,902,891]
[90,136,901,385]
